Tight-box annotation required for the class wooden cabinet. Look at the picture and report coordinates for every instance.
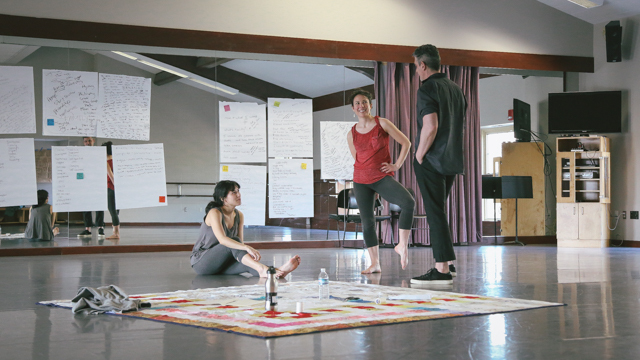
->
[500,142,546,236]
[556,136,611,247]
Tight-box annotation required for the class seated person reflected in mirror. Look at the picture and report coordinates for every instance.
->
[24,190,59,241]
[190,180,301,278]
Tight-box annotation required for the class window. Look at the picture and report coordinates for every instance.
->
[481,124,515,221]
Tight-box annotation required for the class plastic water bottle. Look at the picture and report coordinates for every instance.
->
[318,268,329,299]
[265,266,278,311]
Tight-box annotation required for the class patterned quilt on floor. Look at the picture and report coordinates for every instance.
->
[38,281,564,338]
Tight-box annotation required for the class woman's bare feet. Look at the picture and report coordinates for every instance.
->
[106,234,119,240]
[361,264,381,274]
[276,255,301,278]
[394,244,408,270]
[52,227,60,236]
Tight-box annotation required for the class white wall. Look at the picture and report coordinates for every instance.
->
[580,15,640,241]
[2,0,593,57]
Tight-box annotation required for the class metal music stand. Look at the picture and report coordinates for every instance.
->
[501,176,533,246]
[481,175,502,245]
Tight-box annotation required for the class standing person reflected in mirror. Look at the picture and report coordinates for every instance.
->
[102,141,120,240]
[78,137,105,239]
[347,89,415,274]
[191,180,302,278]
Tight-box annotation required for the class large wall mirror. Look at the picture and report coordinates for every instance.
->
[0,34,565,250]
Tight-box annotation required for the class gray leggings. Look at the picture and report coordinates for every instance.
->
[192,240,259,276]
[353,176,415,248]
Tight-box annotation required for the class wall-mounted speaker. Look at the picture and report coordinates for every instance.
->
[605,21,622,63]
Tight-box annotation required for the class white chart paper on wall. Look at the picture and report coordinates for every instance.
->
[97,74,151,141]
[267,98,313,157]
[0,138,37,207]
[220,164,267,226]
[51,146,108,212]
[42,70,98,136]
[219,102,267,163]
[112,144,167,209]
[268,159,313,218]
[320,121,356,180]
[0,66,36,134]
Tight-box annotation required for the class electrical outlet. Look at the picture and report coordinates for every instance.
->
[631,211,639,220]
[622,211,627,219]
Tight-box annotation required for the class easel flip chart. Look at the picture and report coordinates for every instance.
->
[0,138,37,207]
[219,102,267,163]
[320,121,356,180]
[42,70,98,136]
[0,66,36,134]
[112,144,167,209]
[220,164,267,226]
[98,74,151,141]
[51,146,108,212]
[268,98,313,158]
[268,159,313,218]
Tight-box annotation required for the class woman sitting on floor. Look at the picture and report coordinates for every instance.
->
[191,180,301,278]
[24,190,59,241]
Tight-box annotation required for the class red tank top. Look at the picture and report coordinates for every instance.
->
[107,158,114,190]
[352,116,394,184]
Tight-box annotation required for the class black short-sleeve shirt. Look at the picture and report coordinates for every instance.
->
[415,73,467,175]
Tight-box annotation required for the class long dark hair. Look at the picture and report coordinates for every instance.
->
[204,180,240,220]
[34,189,48,208]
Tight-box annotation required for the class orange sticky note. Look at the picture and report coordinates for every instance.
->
[159,196,166,203]
[274,101,281,107]
[301,163,307,169]
[222,166,229,172]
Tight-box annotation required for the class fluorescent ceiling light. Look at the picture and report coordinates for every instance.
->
[111,51,138,60]
[188,77,237,95]
[137,60,188,78]
[566,0,603,9]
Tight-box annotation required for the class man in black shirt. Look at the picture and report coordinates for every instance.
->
[410,44,466,285]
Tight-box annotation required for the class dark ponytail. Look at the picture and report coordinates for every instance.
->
[204,180,240,220]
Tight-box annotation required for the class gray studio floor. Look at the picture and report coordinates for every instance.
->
[0,224,362,249]
[2,241,640,359]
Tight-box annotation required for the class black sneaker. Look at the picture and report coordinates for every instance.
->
[449,264,457,277]
[98,228,105,238]
[78,230,92,237]
[410,268,453,285]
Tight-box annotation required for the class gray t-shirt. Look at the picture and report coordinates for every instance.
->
[190,208,240,266]
[24,204,54,241]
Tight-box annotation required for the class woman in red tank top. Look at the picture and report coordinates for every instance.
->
[347,89,415,274]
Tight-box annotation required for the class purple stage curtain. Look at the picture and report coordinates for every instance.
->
[375,62,482,245]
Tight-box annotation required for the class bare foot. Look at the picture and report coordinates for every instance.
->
[361,264,381,274]
[394,244,408,270]
[106,234,119,240]
[52,227,60,236]
[276,255,301,278]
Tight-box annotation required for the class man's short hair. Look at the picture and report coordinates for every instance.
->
[413,44,441,71]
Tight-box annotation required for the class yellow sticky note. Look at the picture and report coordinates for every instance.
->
[274,101,281,107]
[301,163,307,170]
[222,166,229,172]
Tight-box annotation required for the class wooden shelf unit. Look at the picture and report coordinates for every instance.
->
[556,136,611,247]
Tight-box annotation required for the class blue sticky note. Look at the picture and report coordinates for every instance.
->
[47,119,54,126]
[77,173,84,180]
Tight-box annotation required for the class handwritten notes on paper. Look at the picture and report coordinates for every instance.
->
[42,70,98,136]
[98,74,151,141]
[321,122,356,180]
[268,98,313,157]
[35,149,52,183]
[220,164,267,226]
[112,144,167,209]
[268,159,313,218]
[0,66,36,134]
[51,146,108,212]
[219,102,267,163]
[0,138,37,207]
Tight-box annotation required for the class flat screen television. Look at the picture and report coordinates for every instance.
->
[548,91,622,134]
[513,99,531,142]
